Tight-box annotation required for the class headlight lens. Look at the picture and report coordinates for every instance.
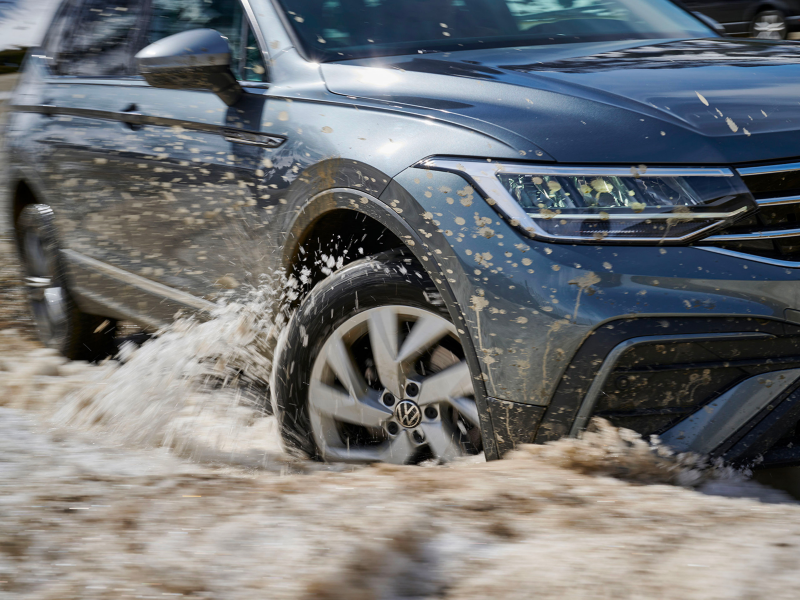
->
[423,160,753,243]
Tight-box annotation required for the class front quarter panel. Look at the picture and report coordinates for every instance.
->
[391,166,800,410]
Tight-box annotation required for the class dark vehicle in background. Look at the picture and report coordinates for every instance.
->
[684,0,800,39]
[7,0,800,468]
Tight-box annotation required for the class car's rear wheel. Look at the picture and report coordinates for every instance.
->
[751,10,787,39]
[272,252,482,464]
[16,204,116,360]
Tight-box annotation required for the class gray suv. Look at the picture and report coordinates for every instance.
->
[5,0,800,466]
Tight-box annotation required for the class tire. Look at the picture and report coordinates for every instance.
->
[751,10,787,39]
[16,204,117,360]
[272,251,482,464]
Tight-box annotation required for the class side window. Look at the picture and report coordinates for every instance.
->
[146,0,267,82]
[55,0,145,77]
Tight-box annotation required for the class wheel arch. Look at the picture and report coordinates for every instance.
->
[282,186,500,458]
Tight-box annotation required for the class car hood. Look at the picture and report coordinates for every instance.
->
[321,38,800,165]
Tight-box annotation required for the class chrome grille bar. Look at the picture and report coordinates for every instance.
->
[755,195,800,207]
[705,161,800,245]
[737,162,800,176]
[705,226,800,242]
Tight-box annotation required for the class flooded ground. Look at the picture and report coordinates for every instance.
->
[4,75,800,599]
[5,232,800,600]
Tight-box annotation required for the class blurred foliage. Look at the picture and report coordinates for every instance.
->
[0,49,26,74]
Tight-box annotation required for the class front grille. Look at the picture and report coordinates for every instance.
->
[702,161,800,261]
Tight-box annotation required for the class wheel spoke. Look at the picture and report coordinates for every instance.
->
[325,334,369,400]
[309,382,392,428]
[396,314,452,364]
[417,360,473,405]
[421,421,463,462]
[306,304,477,464]
[378,430,416,464]
[446,396,481,427]
[319,430,416,464]
[367,307,403,397]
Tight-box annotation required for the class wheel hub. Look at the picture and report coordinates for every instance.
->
[394,399,422,429]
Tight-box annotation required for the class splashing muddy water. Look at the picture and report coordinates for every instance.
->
[51,286,287,468]
[3,239,800,598]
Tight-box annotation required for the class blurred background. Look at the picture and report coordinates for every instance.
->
[0,0,61,52]
[0,0,60,103]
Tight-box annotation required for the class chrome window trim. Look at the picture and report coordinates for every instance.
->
[421,158,741,244]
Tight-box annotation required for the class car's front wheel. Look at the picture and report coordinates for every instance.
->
[272,252,482,464]
[751,10,787,39]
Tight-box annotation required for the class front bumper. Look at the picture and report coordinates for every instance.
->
[390,165,800,462]
[536,316,800,466]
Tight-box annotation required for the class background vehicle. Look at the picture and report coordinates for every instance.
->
[6,0,800,468]
[683,0,800,39]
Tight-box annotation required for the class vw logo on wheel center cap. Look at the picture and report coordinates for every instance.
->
[395,400,422,429]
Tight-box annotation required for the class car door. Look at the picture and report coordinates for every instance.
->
[86,0,274,304]
[29,0,175,321]
[41,0,274,323]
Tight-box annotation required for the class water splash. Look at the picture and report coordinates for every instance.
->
[52,275,292,469]
[512,417,749,490]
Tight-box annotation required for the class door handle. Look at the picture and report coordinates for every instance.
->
[222,127,285,148]
[121,103,142,131]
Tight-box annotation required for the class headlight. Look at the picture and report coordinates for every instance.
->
[422,159,753,244]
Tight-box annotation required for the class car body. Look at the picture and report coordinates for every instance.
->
[683,0,800,38]
[5,0,800,466]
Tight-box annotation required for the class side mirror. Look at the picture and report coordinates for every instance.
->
[135,28,243,106]
[693,12,727,36]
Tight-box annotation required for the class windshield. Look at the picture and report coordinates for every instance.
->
[275,0,714,62]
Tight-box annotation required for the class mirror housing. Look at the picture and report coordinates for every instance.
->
[693,12,727,36]
[135,28,243,106]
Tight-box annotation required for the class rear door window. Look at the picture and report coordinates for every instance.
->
[56,0,145,77]
[146,0,267,82]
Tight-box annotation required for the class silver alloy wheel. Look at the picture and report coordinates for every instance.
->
[307,305,480,463]
[753,12,786,39]
[23,229,67,345]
